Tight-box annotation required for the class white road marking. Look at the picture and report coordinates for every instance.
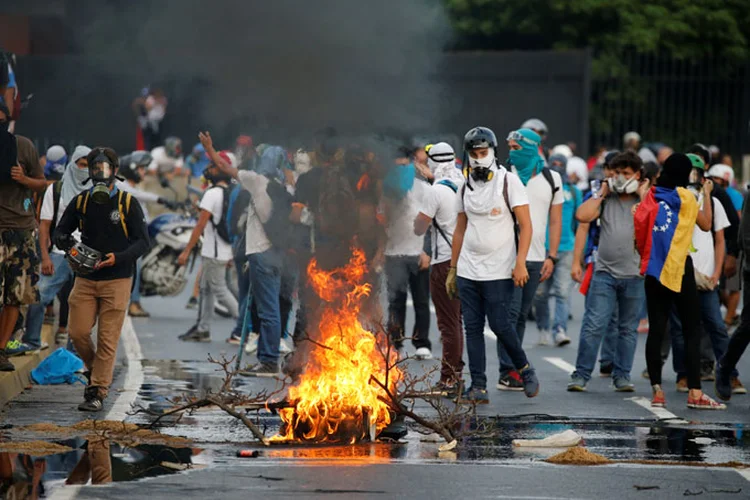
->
[49,316,144,500]
[626,396,687,423]
[543,357,576,374]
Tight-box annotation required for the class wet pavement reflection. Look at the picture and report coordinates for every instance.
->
[0,437,204,499]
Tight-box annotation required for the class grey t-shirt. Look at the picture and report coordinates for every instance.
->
[597,194,642,279]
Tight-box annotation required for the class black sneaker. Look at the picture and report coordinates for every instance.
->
[700,361,715,381]
[599,363,614,377]
[78,386,104,412]
[457,386,489,404]
[185,297,199,310]
[0,351,15,372]
[178,327,210,342]
[497,371,524,391]
[239,362,280,377]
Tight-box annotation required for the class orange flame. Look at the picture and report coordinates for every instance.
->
[276,247,399,443]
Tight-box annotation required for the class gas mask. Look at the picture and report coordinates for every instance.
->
[88,153,116,204]
[607,174,638,194]
[469,148,495,170]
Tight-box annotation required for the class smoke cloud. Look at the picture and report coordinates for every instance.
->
[73,0,451,146]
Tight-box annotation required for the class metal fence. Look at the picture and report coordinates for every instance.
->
[590,52,750,161]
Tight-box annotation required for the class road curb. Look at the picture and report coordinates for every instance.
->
[0,325,55,406]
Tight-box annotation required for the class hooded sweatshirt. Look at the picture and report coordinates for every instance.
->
[60,146,92,210]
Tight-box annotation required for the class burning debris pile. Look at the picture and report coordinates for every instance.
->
[276,248,401,443]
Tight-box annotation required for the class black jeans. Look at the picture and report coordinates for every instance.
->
[386,256,431,350]
[645,257,702,389]
[720,271,750,371]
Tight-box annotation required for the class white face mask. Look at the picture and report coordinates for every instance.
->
[469,149,495,170]
[294,152,312,175]
[608,174,638,194]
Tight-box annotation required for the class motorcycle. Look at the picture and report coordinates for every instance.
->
[139,182,238,318]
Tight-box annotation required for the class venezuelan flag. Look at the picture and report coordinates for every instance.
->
[634,186,698,292]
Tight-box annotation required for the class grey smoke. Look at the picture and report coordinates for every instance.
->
[75,0,451,146]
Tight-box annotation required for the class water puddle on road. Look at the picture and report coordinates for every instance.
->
[0,437,206,498]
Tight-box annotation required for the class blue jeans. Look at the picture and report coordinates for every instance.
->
[499,260,543,375]
[594,291,619,367]
[535,252,574,333]
[670,289,738,378]
[130,258,142,302]
[247,249,282,365]
[459,277,529,390]
[572,271,644,381]
[24,253,73,348]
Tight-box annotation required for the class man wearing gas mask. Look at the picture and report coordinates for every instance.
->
[567,151,645,392]
[54,147,150,412]
[445,126,539,404]
[666,154,743,394]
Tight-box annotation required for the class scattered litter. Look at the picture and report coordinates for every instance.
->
[633,485,660,491]
[160,461,190,471]
[689,437,715,445]
[546,446,611,465]
[0,441,73,457]
[420,433,443,443]
[237,450,259,458]
[438,439,457,452]
[513,430,582,448]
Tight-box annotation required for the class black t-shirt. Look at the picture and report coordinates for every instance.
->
[54,188,150,280]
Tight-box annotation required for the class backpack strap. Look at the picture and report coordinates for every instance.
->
[436,179,458,193]
[502,170,519,252]
[117,190,131,239]
[75,192,90,232]
[541,167,560,211]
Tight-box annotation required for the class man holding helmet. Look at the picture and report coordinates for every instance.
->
[54,147,150,412]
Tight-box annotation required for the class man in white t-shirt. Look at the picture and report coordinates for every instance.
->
[445,127,540,404]
[669,155,743,391]
[414,142,464,395]
[177,152,238,342]
[147,137,185,178]
[383,153,432,360]
[497,128,563,392]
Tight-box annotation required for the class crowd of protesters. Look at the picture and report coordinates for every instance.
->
[2,87,750,412]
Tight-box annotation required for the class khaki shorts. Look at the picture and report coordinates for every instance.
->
[0,228,40,307]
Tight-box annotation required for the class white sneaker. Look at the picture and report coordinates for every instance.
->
[537,331,552,346]
[414,347,433,360]
[244,332,259,354]
[554,330,571,347]
[279,338,293,354]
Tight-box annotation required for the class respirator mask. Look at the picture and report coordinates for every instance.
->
[88,152,116,204]
[607,174,639,194]
[468,149,495,182]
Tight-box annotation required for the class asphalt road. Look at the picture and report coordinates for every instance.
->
[5,263,750,499]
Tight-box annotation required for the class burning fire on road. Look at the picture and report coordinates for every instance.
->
[275,248,400,443]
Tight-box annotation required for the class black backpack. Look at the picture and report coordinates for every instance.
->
[210,184,233,245]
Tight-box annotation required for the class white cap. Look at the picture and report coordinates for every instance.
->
[707,164,734,184]
[551,144,573,159]
[566,156,588,185]
[46,145,67,162]
[623,131,641,145]
[224,151,239,168]
[521,118,548,136]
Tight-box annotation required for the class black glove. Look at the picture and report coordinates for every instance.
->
[158,197,179,210]
[56,234,76,252]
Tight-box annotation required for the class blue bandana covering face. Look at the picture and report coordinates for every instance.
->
[508,128,544,185]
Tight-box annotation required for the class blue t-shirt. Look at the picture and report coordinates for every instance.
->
[727,186,744,212]
[546,183,581,253]
[0,65,15,107]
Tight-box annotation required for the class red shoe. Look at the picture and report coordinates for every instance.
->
[651,386,666,408]
[687,393,727,410]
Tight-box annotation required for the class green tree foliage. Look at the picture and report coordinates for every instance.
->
[446,0,750,64]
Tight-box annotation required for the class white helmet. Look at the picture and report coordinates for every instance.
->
[521,118,548,138]
[551,144,573,159]
[707,164,735,185]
